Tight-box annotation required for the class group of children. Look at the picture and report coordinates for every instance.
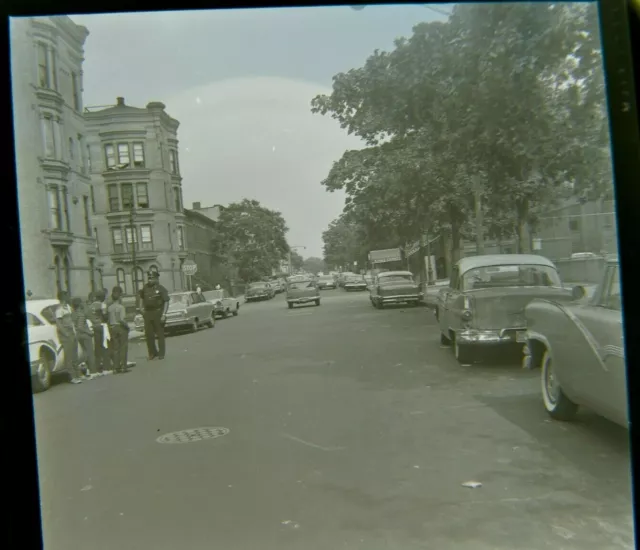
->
[55,285,131,384]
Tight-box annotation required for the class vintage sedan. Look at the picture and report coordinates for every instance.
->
[245,282,274,302]
[523,256,627,428]
[26,298,87,393]
[286,277,320,309]
[344,274,368,292]
[202,289,240,318]
[317,275,337,290]
[163,292,216,333]
[370,271,423,308]
[436,254,580,365]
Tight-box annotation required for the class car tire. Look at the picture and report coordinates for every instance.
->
[190,319,198,333]
[224,309,230,319]
[288,302,293,309]
[233,305,239,316]
[454,337,472,366]
[207,314,215,329]
[32,353,53,393]
[315,299,320,306]
[541,350,579,421]
[440,332,451,346]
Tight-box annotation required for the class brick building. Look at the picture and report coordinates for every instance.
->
[84,97,188,295]
[11,16,95,299]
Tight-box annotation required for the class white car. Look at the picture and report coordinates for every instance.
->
[26,299,85,393]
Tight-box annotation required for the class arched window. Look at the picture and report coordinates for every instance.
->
[53,255,61,294]
[133,267,144,293]
[62,255,70,293]
[89,258,96,294]
[68,137,74,161]
[116,268,127,294]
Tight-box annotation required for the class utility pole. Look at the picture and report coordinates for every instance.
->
[129,204,138,301]
[474,175,485,255]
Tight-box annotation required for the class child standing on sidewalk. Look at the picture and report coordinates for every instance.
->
[71,296,95,377]
[108,286,130,374]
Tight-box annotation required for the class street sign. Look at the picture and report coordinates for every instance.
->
[182,260,198,276]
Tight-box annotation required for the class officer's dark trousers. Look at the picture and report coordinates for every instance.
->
[143,309,165,358]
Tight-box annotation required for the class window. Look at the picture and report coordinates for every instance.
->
[569,219,580,232]
[90,185,96,214]
[168,223,173,247]
[62,190,70,232]
[169,150,178,174]
[68,137,74,161]
[48,187,62,230]
[89,258,96,294]
[41,116,56,158]
[125,226,138,249]
[133,267,144,293]
[77,135,85,173]
[53,255,61,294]
[37,43,49,88]
[177,226,185,250]
[83,196,91,236]
[121,183,133,210]
[112,228,124,253]
[94,227,100,253]
[107,184,119,212]
[140,224,153,250]
[133,142,145,167]
[86,144,92,173]
[105,144,116,169]
[116,268,127,294]
[136,182,149,209]
[117,143,130,166]
[62,255,70,294]
[71,72,80,111]
[26,313,44,327]
[174,186,182,212]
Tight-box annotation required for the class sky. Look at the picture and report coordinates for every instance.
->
[71,5,446,258]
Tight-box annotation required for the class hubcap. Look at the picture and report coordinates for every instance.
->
[544,358,560,404]
[38,361,50,385]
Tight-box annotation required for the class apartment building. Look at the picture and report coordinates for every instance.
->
[84,97,188,294]
[11,16,95,299]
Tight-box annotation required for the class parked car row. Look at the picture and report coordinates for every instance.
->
[245,282,276,302]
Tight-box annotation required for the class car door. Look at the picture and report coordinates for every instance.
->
[570,264,627,424]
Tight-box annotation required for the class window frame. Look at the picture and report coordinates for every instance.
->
[169,149,178,174]
[121,183,134,210]
[36,43,49,89]
[140,224,153,250]
[125,226,138,249]
[107,184,120,212]
[83,196,91,236]
[177,225,185,250]
[133,142,145,168]
[117,143,131,166]
[41,115,56,159]
[105,144,116,169]
[71,72,80,111]
[112,227,124,253]
[48,186,62,231]
[116,268,127,294]
[136,182,149,209]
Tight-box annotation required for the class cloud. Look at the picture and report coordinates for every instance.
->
[164,76,364,257]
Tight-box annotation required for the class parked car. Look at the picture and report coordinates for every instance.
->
[436,254,580,366]
[286,277,320,309]
[26,298,86,393]
[203,289,240,318]
[370,271,423,309]
[523,256,627,428]
[317,275,337,290]
[162,292,216,333]
[245,282,274,302]
[344,274,368,291]
[337,272,355,288]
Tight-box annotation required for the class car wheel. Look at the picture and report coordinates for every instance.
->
[190,319,198,333]
[288,302,293,309]
[315,299,320,306]
[224,308,231,319]
[440,332,451,346]
[207,313,215,328]
[32,353,53,393]
[233,304,239,316]
[454,336,472,366]
[541,350,579,421]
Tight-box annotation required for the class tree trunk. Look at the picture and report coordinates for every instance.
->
[515,200,532,254]
[418,233,427,286]
[451,222,462,265]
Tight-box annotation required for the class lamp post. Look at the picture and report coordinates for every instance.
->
[129,203,139,301]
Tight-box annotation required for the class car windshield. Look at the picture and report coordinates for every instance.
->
[249,283,267,289]
[167,294,189,310]
[203,291,224,300]
[289,280,314,290]
[461,265,561,290]
[380,274,413,283]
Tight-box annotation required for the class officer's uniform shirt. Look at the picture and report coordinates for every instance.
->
[140,282,169,311]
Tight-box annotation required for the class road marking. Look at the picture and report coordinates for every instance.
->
[281,433,345,452]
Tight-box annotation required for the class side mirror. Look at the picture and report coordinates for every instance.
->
[572,285,586,300]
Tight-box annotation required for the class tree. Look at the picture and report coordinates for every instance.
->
[211,199,290,284]
[290,250,304,271]
[302,257,326,274]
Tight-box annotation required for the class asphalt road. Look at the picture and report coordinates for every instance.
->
[33,289,634,550]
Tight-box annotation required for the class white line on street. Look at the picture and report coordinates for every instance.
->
[281,433,345,452]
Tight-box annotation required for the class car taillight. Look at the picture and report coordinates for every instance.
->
[461,295,474,324]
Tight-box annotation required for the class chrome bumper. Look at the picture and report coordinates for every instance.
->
[164,317,193,328]
[288,297,318,304]
[456,328,527,345]
[345,285,367,290]
[380,294,423,303]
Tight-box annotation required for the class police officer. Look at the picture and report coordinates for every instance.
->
[139,270,170,360]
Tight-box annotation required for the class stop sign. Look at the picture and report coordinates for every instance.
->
[181,260,198,276]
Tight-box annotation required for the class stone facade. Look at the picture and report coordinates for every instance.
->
[11,16,95,299]
[84,97,188,295]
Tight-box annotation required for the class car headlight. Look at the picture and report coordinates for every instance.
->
[180,310,188,317]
